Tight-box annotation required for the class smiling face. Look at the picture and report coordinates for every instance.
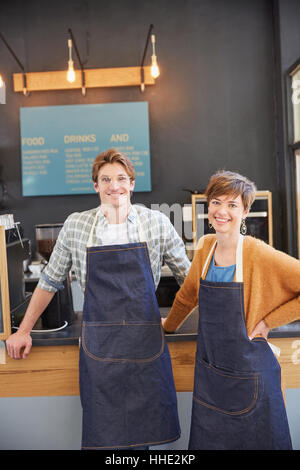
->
[94,162,135,209]
[208,194,249,236]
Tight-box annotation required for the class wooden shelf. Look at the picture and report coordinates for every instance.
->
[13,66,155,92]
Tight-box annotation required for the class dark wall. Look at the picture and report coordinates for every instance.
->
[0,0,282,253]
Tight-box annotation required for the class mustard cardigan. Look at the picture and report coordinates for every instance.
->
[164,234,300,335]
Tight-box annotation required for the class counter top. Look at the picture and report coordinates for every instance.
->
[27,309,198,346]
[25,308,300,347]
[23,271,300,346]
[4,311,300,397]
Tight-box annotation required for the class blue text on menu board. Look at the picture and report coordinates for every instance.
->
[20,102,151,196]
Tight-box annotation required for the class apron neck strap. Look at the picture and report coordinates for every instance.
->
[201,240,217,279]
[87,211,98,247]
[87,206,147,247]
[131,206,147,243]
[235,234,244,282]
[201,234,244,282]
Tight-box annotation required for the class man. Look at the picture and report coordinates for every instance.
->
[6,148,190,450]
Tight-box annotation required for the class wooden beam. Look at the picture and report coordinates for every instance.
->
[0,226,11,341]
[13,66,155,92]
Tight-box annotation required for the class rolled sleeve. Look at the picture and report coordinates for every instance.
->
[162,215,191,285]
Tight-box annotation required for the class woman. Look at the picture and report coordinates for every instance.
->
[163,170,300,450]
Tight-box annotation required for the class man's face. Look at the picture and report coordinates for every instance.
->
[94,162,135,209]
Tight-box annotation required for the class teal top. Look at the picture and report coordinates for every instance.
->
[206,255,236,282]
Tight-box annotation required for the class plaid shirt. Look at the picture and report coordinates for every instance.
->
[38,204,191,293]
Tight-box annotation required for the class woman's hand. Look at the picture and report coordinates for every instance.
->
[249,320,269,340]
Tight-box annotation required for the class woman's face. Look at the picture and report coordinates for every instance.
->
[208,194,249,236]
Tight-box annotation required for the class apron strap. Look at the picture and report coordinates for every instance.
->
[201,240,217,279]
[235,234,244,283]
[87,210,99,247]
[131,206,147,243]
[87,206,147,247]
[201,234,244,282]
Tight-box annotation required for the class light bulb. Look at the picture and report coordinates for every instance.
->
[67,60,76,83]
[150,34,160,78]
[151,55,160,78]
[0,74,4,87]
[67,39,76,83]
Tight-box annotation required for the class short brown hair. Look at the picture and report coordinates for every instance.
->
[205,170,256,211]
[92,148,135,183]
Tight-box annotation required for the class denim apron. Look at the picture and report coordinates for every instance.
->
[79,209,180,449]
[189,235,292,450]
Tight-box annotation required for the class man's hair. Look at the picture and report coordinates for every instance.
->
[205,170,256,211]
[92,148,135,183]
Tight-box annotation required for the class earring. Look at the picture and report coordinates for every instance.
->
[240,219,247,235]
[208,221,213,230]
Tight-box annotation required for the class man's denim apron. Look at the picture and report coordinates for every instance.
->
[189,236,292,450]
[79,209,180,449]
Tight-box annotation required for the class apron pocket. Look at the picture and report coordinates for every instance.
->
[193,357,259,415]
[82,321,164,362]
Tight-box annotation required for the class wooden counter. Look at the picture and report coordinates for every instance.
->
[0,337,299,397]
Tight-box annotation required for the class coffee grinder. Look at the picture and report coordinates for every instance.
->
[34,223,75,329]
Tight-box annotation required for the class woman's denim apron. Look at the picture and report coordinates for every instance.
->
[79,209,180,449]
[188,236,292,450]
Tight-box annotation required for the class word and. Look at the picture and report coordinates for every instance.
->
[110,133,129,143]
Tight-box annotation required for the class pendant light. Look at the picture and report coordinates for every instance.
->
[67,39,76,83]
[150,34,160,78]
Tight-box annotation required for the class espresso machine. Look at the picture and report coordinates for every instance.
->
[1,214,32,328]
[24,223,75,330]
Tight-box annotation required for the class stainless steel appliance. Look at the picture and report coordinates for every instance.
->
[6,233,32,328]
[28,223,75,330]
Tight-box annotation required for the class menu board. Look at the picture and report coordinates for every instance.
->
[20,102,151,196]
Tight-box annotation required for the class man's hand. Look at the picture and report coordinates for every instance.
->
[249,320,269,340]
[161,317,167,330]
[6,331,32,359]
[5,286,55,360]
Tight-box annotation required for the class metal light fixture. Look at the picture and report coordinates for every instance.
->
[140,24,160,92]
[13,26,157,94]
[67,29,86,95]
[0,31,28,96]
